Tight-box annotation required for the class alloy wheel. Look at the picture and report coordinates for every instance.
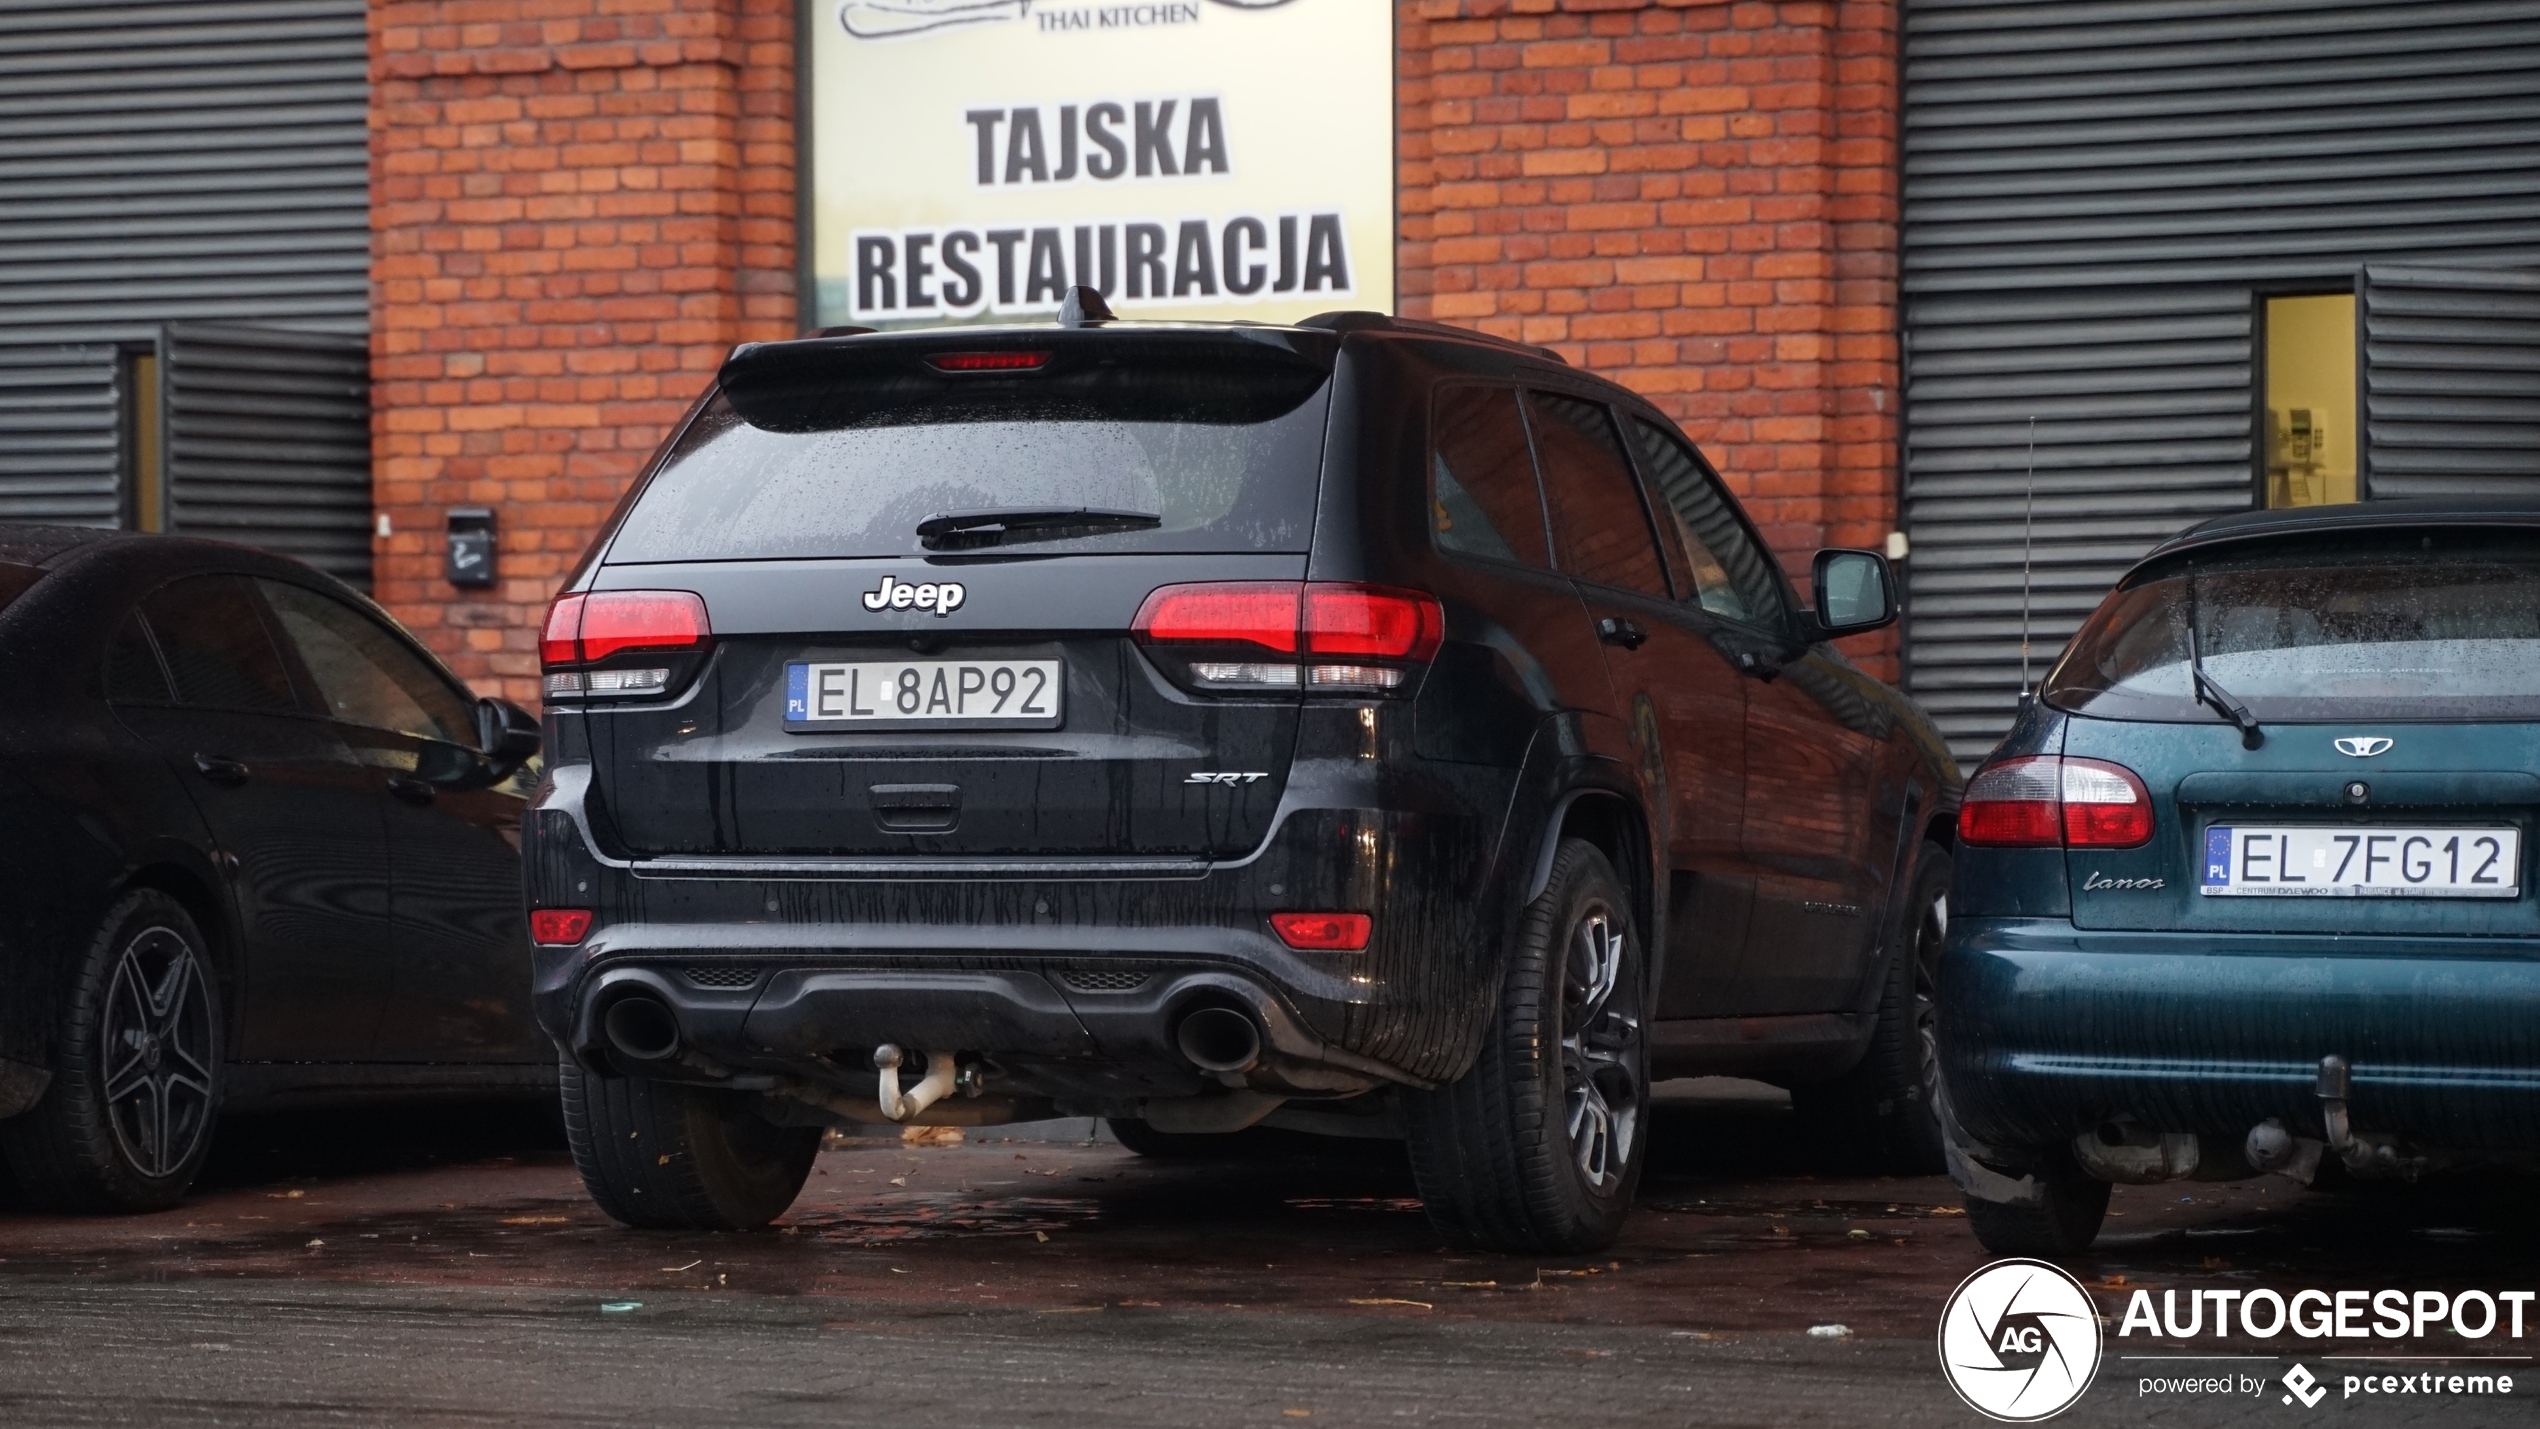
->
[1560,904,1643,1189]
[99,926,216,1180]
[1912,893,1946,1113]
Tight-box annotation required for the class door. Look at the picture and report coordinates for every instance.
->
[111,574,392,1061]
[1624,418,1885,1015]
[1529,393,1750,1018]
[258,579,543,1064]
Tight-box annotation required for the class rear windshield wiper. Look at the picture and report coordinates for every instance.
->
[915,507,1162,551]
[2186,622,2265,750]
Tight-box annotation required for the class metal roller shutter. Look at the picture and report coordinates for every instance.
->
[0,0,369,559]
[2362,264,2540,498]
[1902,0,2540,762]
[165,324,371,587]
[0,344,119,525]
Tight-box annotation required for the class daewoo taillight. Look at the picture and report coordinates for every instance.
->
[541,589,712,700]
[1132,582,1443,694]
[1958,755,2153,849]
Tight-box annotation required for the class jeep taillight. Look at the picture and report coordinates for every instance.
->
[541,589,712,700]
[1133,582,1443,695]
[1958,756,2153,849]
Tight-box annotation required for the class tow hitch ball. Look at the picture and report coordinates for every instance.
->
[871,1043,983,1122]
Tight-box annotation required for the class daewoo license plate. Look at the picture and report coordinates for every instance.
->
[2201,826,2522,898]
[784,659,1062,729]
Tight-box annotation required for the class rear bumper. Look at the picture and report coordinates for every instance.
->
[522,763,1514,1102]
[1937,918,2540,1157]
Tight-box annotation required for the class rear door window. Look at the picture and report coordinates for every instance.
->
[2048,531,2540,722]
[260,581,476,745]
[607,338,1330,563]
[141,575,300,713]
[1430,385,1550,568]
[1529,392,1669,598]
[1626,417,1786,628]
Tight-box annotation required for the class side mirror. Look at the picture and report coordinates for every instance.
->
[475,696,542,767]
[1808,548,1897,638]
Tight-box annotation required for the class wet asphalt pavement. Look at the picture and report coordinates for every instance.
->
[2,1080,2534,1426]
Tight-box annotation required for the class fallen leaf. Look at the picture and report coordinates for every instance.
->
[657,1155,671,1166]
[1929,1206,1966,1216]
[1807,1324,1851,1339]
[304,1239,324,1249]
[1847,1228,1871,1240]
[501,1215,567,1226]
[889,1176,908,1187]
[265,1190,305,1200]
[1034,1231,1050,1242]
[1347,1298,1432,1310]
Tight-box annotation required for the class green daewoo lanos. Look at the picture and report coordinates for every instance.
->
[1939,499,2540,1255]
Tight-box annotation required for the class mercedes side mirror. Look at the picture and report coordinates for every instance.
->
[476,696,542,768]
[1807,548,1897,638]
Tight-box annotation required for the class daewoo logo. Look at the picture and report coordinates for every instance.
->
[862,575,966,616]
[2335,737,2394,758]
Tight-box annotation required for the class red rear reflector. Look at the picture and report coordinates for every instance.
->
[1303,585,1444,662]
[539,592,586,667]
[1133,583,1301,653]
[568,590,711,663]
[530,908,593,945]
[1957,755,2153,849]
[1270,912,1371,951]
[928,350,1050,372]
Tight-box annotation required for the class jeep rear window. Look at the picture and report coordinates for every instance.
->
[605,342,1330,563]
[2045,531,2540,723]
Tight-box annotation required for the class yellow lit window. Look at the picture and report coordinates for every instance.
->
[2262,293,2357,508]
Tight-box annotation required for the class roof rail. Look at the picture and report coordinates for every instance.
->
[1295,310,1566,365]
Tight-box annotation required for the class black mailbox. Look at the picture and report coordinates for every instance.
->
[445,507,496,588]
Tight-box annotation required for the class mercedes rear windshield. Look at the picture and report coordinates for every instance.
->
[605,334,1332,564]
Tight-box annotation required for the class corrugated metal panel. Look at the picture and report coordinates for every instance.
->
[0,343,119,524]
[2362,264,2540,497]
[0,0,369,555]
[1903,0,2540,762]
[165,324,370,588]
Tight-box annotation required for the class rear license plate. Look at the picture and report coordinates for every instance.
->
[2201,825,2522,898]
[785,659,1062,730]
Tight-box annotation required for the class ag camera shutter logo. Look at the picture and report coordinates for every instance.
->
[1939,1259,2104,1421]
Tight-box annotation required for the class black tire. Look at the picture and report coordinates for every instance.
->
[0,889,223,1213]
[1404,838,1649,1254]
[560,1058,821,1231]
[1964,1162,2113,1259]
[1793,842,1952,1175]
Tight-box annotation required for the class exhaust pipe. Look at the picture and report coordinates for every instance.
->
[602,995,682,1063]
[1175,1005,1262,1075]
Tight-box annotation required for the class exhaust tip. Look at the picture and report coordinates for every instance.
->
[1175,1004,1262,1075]
[602,995,682,1063]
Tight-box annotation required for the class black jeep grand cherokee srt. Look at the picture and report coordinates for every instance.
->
[527,298,1960,1251]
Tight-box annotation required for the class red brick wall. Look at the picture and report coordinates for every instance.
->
[368,0,1900,693]
[1397,0,1901,673]
[370,0,798,703]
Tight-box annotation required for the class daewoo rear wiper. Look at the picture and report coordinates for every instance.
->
[915,507,1162,551]
[2186,617,2265,751]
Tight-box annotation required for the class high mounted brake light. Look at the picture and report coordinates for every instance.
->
[1958,755,2154,849]
[927,350,1051,372]
[1133,582,1444,694]
[541,590,712,699]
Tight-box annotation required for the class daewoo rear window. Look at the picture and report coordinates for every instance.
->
[2044,530,2540,723]
[605,337,1331,563]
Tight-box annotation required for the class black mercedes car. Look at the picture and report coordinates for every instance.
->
[528,296,1961,1251]
[0,526,544,1212]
